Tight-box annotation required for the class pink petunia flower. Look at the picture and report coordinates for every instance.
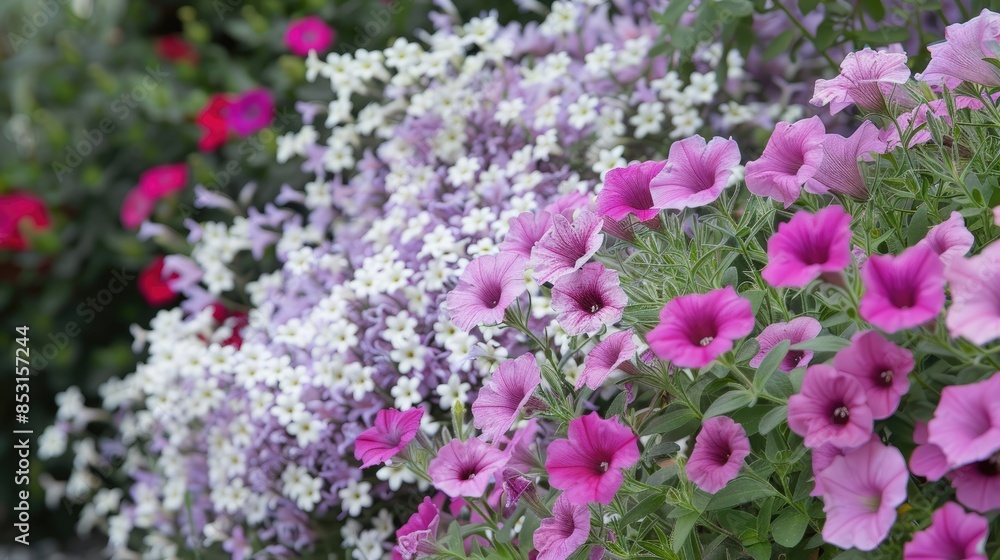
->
[472,354,541,443]
[647,287,754,369]
[284,16,335,57]
[550,262,627,335]
[545,412,640,505]
[577,330,636,390]
[834,331,914,420]
[138,163,189,199]
[918,211,975,267]
[686,416,751,494]
[394,497,440,560]
[903,502,988,560]
[788,365,874,449]
[225,89,275,137]
[750,317,822,372]
[910,420,951,482]
[530,210,604,284]
[428,437,507,498]
[534,494,591,560]
[947,454,1000,513]
[817,436,909,551]
[596,160,667,221]
[504,418,541,474]
[744,116,826,208]
[761,205,853,288]
[918,9,1000,88]
[648,135,741,210]
[446,252,527,332]
[354,407,423,469]
[810,442,849,497]
[120,187,155,229]
[859,244,946,333]
[501,211,553,258]
[945,240,1000,345]
[927,373,1000,468]
[810,121,887,200]
[811,47,911,114]
[994,206,1000,226]
[0,191,50,250]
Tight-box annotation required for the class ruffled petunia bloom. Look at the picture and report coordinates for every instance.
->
[596,160,667,221]
[810,121,887,200]
[196,93,232,152]
[811,47,911,114]
[927,373,1000,468]
[762,206,853,288]
[446,252,527,331]
[945,240,1000,345]
[910,421,952,482]
[810,443,849,497]
[750,317,822,372]
[137,163,188,199]
[545,412,640,505]
[917,211,975,267]
[394,497,440,560]
[577,330,636,390]
[354,408,424,469]
[834,331,914,420]
[428,437,507,498]
[0,192,50,251]
[226,89,275,137]
[744,116,826,208]
[918,9,1000,88]
[550,263,627,335]
[501,211,553,259]
[647,287,754,369]
[859,244,946,333]
[472,354,541,443]
[649,135,741,210]
[534,494,591,560]
[947,454,1000,513]
[817,436,909,551]
[284,16,335,57]
[788,365,874,449]
[530,211,604,284]
[903,502,989,560]
[686,416,751,494]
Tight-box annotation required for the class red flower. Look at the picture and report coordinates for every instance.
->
[196,94,232,151]
[138,256,179,306]
[155,35,198,65]
[0,192,51,251]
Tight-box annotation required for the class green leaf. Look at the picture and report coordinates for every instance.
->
[759,405,788,435]
[753,340,790,393]
[746,542,772,560]
[798,0,821,12]
[907,204,929,247]
[671,511,700,553]
[765,369,794,399]
[655,0,693,29]
[642,406,700,437]
[705,477,780,510]
[860,0,885,20]
[852,26,910,45]
[621,493,667,526]
[764,29,796,61]
[772,509,810,547]
[790,335,851,353]
[608,390,629,417]
[735,338,760,363]
[743,289,766,315]
[703,389,755,419]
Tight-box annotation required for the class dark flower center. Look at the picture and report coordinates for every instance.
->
[787,350,805,366]
[887,281,916,309]
[459,466,479,480]
[832,405,850,425]
[687,319,718,348]
[481,282,503,309]
[977,453,1000,477]
[797,235,831,265]
[575,288,606,315]
[879,369,893,386]
[599,461,610,473]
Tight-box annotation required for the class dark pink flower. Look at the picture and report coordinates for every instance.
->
[120,187,155,229]
[550,262,627,335]
[918,9,1000,88]
[811,47,911,114]
[0,192,50,251]
[945,240,1000,345]
[394,497,440,560]
[284,16,335,57]
[647,287,754,369]
[834,331,914,419]
[428,437,507,498]
[919,211,975,266]
[596,160,667,221]
[686,416,750,494]
[530,211,604,284]
[577,330,636,390]
[501,211,553,259]
[750,317,822,372]
[472,354,541,443]
[446,252,527,331]
[354,408,423,468]
[744,116,826,208]
[860,244,946,333]
[534,494,590,560]
[910,421,951,482]
[788,365,874,449]
[903,502,988,560]
[762,206,853,288]
[226,89,275,137]
[947,454,1000,513]
[927,373,1000,468]
[810,121,887,200]
[649,135,741,210]
[138,163,188,199]
[545,412,639,505]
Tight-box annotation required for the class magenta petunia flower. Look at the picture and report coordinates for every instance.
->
[744,116,826,208]
[947,454,1000,513]
[910,421,951,482]
[761,205,853,288]
[859,244,946,333]
[918,9,1000,88]
[550,262,627,335]
[927,373,1000,468]
[394,497,440,560]
[545,412,640,505]
[428,437,507,498]
[945,240,1000,345]
[138,163,189,199]
[596,160,667,221]
[501,211,553,258]
[226,89,275,137]
[817,436,909,551]
[810,121,887,200]
[530,211,604,284]
[810,442,849,497]
[834,331,914,420]
[120,187,155,229]
[750,317,822,372]
[472,354,541,443]
[446,252,527,331]
[811,47,911,114]
[284,16,335,57]
[903,502,988,560]
[788,365,874,449]
[917,211,975,267]
[354,407,424,468]
[647,287,754,369]
[686,416,751,494]
[534,494,591,560]
[648,135,741,210]
[577,330,636,390]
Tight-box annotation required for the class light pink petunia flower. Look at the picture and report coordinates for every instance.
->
[503,418,541,474]
[947,454,1000,513]
[647,286,755,369]
[649,135,741,210]
[500,211,553,259]
[750,317,822,372]
[530,210,604,284]
[354,407,424,468]
[918,9,1000,88]
[121,187,156,229]
[810,121,887,199]
[472,354,541,443]
[910,420,951,482]
[545,412,640,505]
[446,252,527,331]
[596,160,667,221]
[945,240,1000,345]
[534,494,591,560]
[428,437,507,498]
[761,206,853,288]
[859,244,946,333]
[744,116,826,208]
[788,365,874,449]
[918,211,975,266]
[818,436,909,551]
[810,442,849,497]
[685,416,751,494]
[903,502,989,560]
[550,262,627,335]
[811,47,911,114]
[834,331,914,420]
[394,497,440,560]
[994,206,1000,226]
[577,330,636,390]
[927,373,1000,468]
